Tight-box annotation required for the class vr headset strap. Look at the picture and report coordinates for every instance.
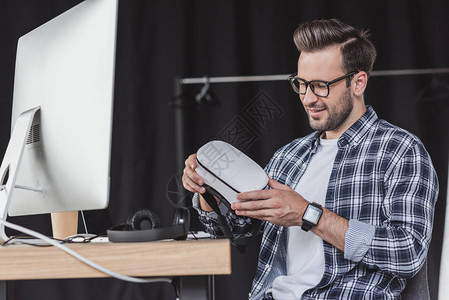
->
[201,191,261,253]
[201,192,234,240]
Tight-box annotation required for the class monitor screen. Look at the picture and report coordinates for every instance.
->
[0,0,118,225]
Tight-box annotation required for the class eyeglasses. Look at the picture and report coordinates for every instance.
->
[287,71,357,97]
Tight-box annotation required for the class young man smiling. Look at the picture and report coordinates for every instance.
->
[182,19,438,299]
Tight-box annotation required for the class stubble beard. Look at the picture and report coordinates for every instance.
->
[308,88,353,133]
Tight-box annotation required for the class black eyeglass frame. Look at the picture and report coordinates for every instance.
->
[287,71,358,97]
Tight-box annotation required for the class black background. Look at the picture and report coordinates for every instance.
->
[1,1,449,299]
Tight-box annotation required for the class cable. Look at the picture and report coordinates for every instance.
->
[0,218,172,284]
[80,210,89,234]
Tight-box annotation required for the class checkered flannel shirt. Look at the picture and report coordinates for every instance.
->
[193,106,438,299]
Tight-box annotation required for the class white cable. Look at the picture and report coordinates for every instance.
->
[80,210,89,234]
[0,218,172,284]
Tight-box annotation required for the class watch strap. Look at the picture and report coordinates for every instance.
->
[301,220,314,232]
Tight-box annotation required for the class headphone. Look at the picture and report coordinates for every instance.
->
[107,208,189,242]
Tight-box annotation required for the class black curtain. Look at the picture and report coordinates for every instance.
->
[1,1,449,299]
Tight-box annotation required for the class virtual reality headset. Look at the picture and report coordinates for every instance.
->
[195,140,269,210]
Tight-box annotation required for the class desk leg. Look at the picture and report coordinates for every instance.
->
[176,275,215,300]
[0,281,6,300]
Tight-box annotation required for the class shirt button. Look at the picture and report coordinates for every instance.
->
[265,264,270,269]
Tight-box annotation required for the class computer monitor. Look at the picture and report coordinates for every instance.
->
[0,0,119,241]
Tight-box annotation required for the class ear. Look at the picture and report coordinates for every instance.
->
[352,71,368,97]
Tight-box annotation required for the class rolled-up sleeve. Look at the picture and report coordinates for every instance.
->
[345,219,376,262]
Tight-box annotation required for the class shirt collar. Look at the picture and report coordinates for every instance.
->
[309,132,322,154]
[338,105,378,147]
[308,105,378,150]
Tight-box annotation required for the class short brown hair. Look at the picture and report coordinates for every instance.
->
[293,19,377,77]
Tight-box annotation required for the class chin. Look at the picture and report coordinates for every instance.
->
[308,118,326,132]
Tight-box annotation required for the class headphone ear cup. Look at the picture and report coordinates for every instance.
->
[172,208,189,240]
[107,208,189,242]
[172,207,186,226]
[126,209,160,231]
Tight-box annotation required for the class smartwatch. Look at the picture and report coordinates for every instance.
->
[301,202,323,232]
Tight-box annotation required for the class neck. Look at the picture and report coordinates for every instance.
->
[323,103,366,140]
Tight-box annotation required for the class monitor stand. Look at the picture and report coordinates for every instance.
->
[0,107,77,242]
[51,211,78,239]
[0,106,78,241]
[0,106,40,241]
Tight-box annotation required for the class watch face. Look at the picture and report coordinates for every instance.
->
[304,205,322,224]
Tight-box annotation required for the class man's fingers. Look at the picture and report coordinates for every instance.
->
[234,208,273,220]
[232,198,272,211]
[182,173,205,194]
[237,189,272,201]
[182,153,206,194]
[187,177,206,194]
[182,177,205,194]
[268,178,293,191]
[185,153,198,168]
[184,167,204,185]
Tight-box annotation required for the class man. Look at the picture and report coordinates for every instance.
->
[182,19,438,299]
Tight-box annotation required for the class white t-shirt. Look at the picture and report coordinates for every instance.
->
[269,138,338,299]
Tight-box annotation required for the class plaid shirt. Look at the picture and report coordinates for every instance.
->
[193,106,438,299]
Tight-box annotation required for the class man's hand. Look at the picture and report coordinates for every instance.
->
[182,153,205,194]
[231,178,309,227]
[232,177,348,252]
[181,153,218,212]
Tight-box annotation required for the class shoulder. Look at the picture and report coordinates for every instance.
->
[373,119,425,153]
[370,119,435,178]
[348,106,425,155]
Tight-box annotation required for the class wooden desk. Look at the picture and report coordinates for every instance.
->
[0,239,231,299]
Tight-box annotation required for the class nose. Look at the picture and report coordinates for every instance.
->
[301,85,318,106]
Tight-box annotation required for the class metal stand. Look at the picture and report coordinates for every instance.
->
[0,106,41,242]
[178,68,449,85]
[175,275,215,300]
[0,281,5,300]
